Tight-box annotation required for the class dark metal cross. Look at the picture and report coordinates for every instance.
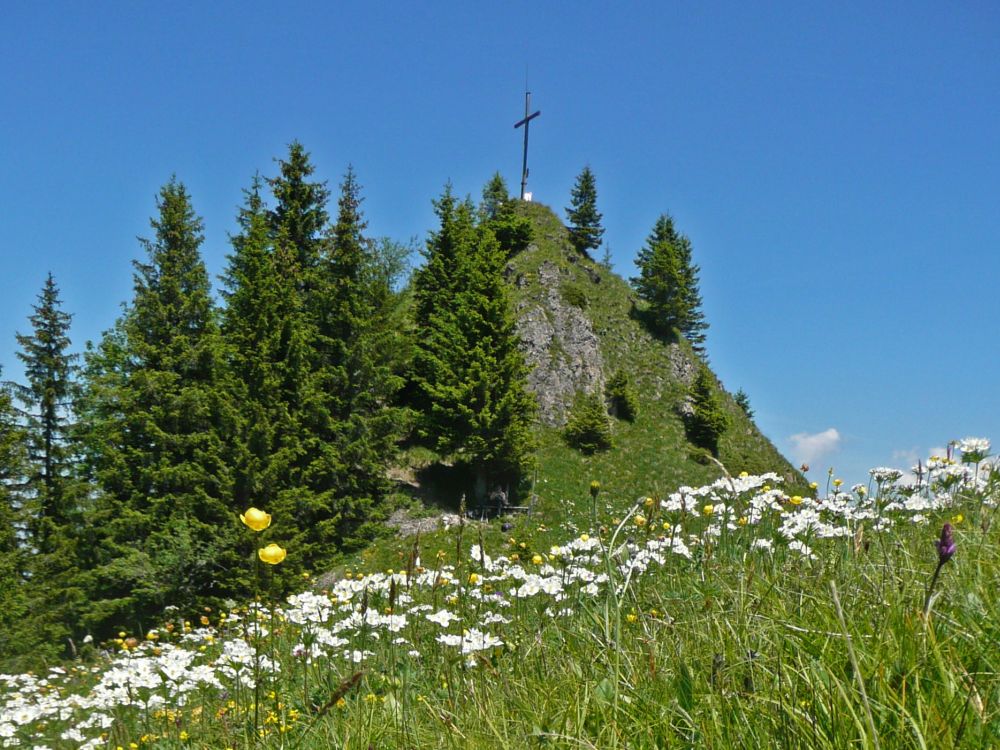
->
[514,91,541,200]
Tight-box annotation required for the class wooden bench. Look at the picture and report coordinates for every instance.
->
[467,494,537,520]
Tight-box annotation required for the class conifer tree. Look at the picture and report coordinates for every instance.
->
[686,366,730,457]
[290,167,401,562]
[267,141,331,282]
[12,275,86,658]
[564,390,613,454]
[605,368,638,422]
[565,166,604,257]
[480,172,509,222]
[414,189,536,494]
[0,374,33,665]
[221,175,306,514]
[631,214,709,355]
[13,273,77,553]
[80,179,239,635]
[479,173,533,258]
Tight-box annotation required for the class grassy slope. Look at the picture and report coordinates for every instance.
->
[506,201,801,518]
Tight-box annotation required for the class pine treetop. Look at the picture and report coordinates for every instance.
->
[565,166,605,256]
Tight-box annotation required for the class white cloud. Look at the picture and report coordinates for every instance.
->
[788,428,841,467]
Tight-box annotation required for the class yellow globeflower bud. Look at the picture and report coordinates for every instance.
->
[258,543,287,565]
[702,504,715,516]
[531,554,543,565]
[790,495,803,505]
[240,507,272,532]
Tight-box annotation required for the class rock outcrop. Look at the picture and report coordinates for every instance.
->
[515,259,605,427]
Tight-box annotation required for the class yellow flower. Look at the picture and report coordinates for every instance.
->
[789,495,803,505]
[643,496,654,508]
[589,480,601,497]
[626,613,638,623]
[809,482,818,490]
[739,471,749,478]
[738,516,748,526]
[951,513,964,525]
[258,544,287,565]
[634,515,647,527]
[703,504,715,516]
[833,478,843,488]
[531,554,543,565]
[468,573,480,584]
[580,533,590,542]
[240,507,271,532]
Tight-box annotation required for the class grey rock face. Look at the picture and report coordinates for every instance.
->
[515,260,605,426]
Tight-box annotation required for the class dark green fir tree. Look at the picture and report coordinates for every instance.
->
[79,179,240,636]
[290,167,402,564]
[605,368,638,422]
[267,141,331,284]
[631,214,708,355]
[13,273,78,552]
[686,366,730,457]
[565,166,605,257]
[0,373,35,667]
[12,274,86,659]
[479,172,533,257]
[413,188,536,496]
[564,390,613,454]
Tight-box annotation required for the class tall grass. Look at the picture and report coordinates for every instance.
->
[2,444,998,748]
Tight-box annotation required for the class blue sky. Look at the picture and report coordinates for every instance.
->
[2,1,998,486]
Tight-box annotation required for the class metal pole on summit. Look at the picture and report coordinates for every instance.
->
[514,91,541,200]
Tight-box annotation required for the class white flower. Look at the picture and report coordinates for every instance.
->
[425,609,460,627]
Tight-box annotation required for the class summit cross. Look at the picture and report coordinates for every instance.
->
[514,91,541,200]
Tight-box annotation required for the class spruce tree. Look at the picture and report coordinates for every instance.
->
[80,179,239,636]
[0,374,34,665]
[565,166,604,257]
[564,390,613,454]
[631,214,708,355]
[221,175,305,515]
[13,273,77,553]
[673,226,708,355]
[480,173,533,258]
[292,167,401,562]
[414,189,536,494]
[686,366,730,457]
[267,141,331,282]
[605,368,638,422]
[12,275,86,658]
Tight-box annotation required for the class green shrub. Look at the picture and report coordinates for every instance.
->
[560,282,588,310]
[564,390,612,454]
[605,368,638,422]
[734,388,754,419]
[685,366,730,457]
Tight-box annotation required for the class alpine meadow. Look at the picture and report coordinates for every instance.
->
[1,144,998,750]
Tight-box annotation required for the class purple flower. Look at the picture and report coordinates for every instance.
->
[936,523,956,564]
